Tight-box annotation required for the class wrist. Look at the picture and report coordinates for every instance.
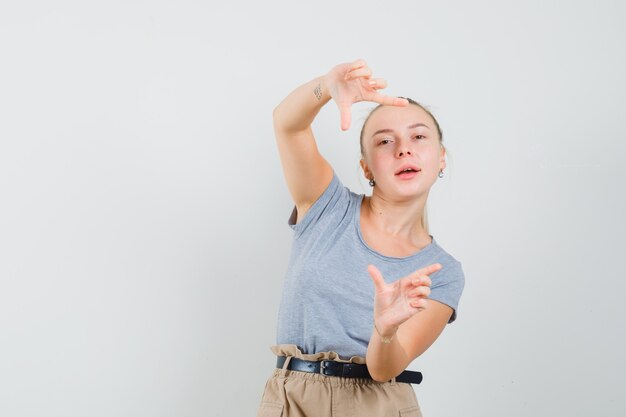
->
[374,322,398,344]
[314,75,332,103]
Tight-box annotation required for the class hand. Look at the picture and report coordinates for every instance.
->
[367,263,442,338]
[324,59,409,131]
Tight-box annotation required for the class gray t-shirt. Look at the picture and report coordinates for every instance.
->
[276,172,465,359]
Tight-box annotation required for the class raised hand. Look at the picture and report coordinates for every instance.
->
[324,59,409,131]
[367,263,442,339]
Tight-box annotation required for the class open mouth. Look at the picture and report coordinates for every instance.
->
[395,167,421,175]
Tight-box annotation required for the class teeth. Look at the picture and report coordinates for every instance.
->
[397,168,419,175]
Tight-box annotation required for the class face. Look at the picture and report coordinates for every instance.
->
[360,104,446,200]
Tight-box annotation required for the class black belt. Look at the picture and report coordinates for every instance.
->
[276,356,423,384]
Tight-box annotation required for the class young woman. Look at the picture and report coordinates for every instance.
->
[257,59,465,417]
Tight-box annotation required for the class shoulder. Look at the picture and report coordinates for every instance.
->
[288,171,362,235]
[425,239,465,322]
[431,244,465,287]
[429,239,464,275]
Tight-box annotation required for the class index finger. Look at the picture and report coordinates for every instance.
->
[408,263,442,279]
[370,92,409,107]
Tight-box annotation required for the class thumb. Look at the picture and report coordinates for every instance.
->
[367,264,385,291]
[339,103,352,131]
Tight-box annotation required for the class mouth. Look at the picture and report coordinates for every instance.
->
[395,167,421,176]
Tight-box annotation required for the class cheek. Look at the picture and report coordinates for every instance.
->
[422,146,443,163]
[368,153,391,171]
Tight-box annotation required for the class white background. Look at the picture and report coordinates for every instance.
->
[1,1,625,416]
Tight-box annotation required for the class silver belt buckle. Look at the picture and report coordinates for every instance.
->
[320,360,330,376]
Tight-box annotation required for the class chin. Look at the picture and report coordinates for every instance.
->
[384,186,428,201]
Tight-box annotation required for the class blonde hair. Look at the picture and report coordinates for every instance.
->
[359,98,445,236]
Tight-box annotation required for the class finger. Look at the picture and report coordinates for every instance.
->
[367,78,388,90]
[370,92,409,107]
[411,275,432,288]
[340,103,352,131]
[409,286,431,298]
[349,58,367,70]
[346,66,372,80]
[411,298,428,310]
[408,263,442,279]
[367,264,386,292]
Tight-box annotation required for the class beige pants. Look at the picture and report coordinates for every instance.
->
[257,344,423,417]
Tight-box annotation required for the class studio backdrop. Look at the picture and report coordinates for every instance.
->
[0,1,624,416]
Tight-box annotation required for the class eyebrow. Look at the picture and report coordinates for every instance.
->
[371,123,431,138]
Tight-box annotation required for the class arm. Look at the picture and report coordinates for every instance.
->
[273,76,333,223]
[273,60,408,223]
[365,264,454,382]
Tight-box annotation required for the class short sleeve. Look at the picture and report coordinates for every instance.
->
[287,172,350,238]
[428,260,465,323]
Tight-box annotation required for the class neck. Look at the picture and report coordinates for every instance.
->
[363,190,429,241]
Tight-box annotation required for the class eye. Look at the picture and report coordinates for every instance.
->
[378,138,393,145]
[413,135,426,140]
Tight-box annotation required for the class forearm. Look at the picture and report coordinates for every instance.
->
[365,326,412,382]
[273,75,331,134]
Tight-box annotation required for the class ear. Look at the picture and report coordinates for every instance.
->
[440,145,447,172]
[360,158,373,181]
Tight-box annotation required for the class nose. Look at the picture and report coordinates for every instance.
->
[396,147,412,158]
[396,136,415,158]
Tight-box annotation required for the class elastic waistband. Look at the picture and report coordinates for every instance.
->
[270,344,366,364]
